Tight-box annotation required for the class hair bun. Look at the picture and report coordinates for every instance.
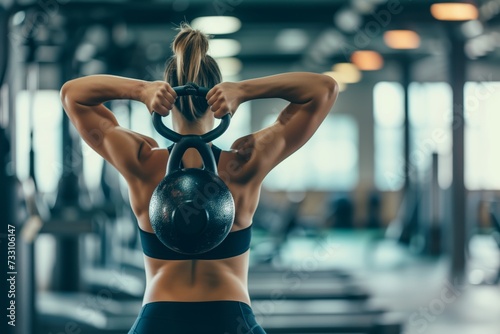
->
[165,22,221,122]
[172,22,209,59]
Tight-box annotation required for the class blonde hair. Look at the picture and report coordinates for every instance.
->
[164,23,222,121]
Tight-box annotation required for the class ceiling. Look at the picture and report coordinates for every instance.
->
[4,0,500,84]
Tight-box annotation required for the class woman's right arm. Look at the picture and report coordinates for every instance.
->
[60,75,176,181]
[208,72,339,182]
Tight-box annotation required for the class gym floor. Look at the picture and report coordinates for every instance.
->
[259,230,500,334]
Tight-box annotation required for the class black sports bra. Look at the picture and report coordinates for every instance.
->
[138,144,252,260]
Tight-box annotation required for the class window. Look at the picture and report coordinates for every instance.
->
[262,113,358,191]
[16,90,62,193]
[374,82,453,190]
[409,83,452,188]
[373,82,404,191]
[464,81,500,190]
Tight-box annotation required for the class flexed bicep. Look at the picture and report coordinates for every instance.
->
[225,74,339,185]
[60,76,170,181]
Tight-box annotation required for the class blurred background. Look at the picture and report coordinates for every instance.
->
[1,0,500,333]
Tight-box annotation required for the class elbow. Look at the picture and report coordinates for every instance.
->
[313,75,338,110]
[60,80,75,110]
[321,74,339,101]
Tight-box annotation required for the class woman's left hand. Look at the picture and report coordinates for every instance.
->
[207,82,243,118]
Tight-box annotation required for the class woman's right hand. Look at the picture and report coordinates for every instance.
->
[141,81,177,116]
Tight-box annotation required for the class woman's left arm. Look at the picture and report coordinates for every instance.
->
[60,75,176,180]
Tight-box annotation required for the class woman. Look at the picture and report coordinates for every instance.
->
[61,23,338,334]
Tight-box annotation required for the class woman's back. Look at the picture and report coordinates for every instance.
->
[127,134,261,305]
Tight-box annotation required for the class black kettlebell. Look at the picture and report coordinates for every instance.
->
[148,83,235,255]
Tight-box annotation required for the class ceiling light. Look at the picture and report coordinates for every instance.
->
[431,2,479,21]
[383,30,421,49]
[331,63,362,83]
[352,0,376,14]
[350,51,384,71]
[208,39,241,58]
[191,16,241,35]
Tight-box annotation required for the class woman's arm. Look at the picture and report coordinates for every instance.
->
[60,75,176,181]
[207,72,339,182]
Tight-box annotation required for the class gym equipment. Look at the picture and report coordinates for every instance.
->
[382,153,444,254]
[37,291,140,334]
[325,195,355,229]
[261,312,402,334]
[149,83,234,255]
[249,265,351,280]
[249,257,370,302]
[416,153,442,255]
[251,299,384,316]
[248,278,369,300]
[251,194,308,265]
[366,190,382,229]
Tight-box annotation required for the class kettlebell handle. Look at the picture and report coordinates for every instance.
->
[152,83,231,143]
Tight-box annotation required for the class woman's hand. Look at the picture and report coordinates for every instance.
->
[141,81,177,116]
[207,82,244,118]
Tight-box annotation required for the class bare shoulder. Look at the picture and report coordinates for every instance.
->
[217,134,259,185]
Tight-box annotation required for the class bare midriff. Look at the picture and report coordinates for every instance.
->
[141,252,251,306]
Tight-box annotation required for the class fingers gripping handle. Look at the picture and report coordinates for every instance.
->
[152,83,230,142]
[173,83,209,97]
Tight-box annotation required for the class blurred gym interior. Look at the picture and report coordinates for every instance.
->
[1,0,500,333]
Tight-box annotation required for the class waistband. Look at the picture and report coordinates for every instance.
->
[138,300,253,319]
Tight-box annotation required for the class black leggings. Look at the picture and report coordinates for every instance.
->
[128,300,266,334]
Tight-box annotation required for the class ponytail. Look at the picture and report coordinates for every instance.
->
[164,22,222,121]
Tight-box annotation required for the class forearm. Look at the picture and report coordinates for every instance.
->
[61,75,146,107]
[238,72,336,105]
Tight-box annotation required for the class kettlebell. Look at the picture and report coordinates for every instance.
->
[148,83,235,255]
